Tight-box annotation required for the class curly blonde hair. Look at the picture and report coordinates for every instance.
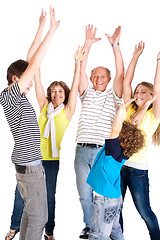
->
[119,121,145,158]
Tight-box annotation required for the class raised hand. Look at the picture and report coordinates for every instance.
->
[39,9,47,28]
[49,6,60,31]
[85,24,101,45]
[75,46,85,62]
[133,41,145,58]
[105,26,121,45]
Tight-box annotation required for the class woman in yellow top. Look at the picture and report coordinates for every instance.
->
[5,8,85,240]
[120,42,160,240]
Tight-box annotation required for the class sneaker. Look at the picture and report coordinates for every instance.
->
[79,227,90,239]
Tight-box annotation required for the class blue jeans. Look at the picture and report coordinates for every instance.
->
[16,163,48,240]
[89,195,124,240]
[10,160,59,237]
[120,166,160,240]
[74,144,102,228]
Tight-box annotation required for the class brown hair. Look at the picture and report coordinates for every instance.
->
[47,81,70,105]
[7,59,29,86]
[119,121,145,158]
[131,81,160,146]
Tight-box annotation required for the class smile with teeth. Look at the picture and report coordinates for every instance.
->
[96,83,103,85]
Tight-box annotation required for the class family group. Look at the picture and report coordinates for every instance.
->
[1,5,160,240]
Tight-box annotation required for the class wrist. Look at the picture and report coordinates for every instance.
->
[111,42,119,47]
[75,59,81,63]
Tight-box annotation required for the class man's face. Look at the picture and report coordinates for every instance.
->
[90,67,111,92]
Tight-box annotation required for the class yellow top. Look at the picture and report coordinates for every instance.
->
[38,105,70,160]
[124,105,160,169]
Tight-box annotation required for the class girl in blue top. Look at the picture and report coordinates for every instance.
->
[86,97,154,240]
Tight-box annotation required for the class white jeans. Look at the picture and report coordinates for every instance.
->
[16,163,48,240]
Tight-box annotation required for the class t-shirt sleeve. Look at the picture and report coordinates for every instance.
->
[111,88,122,109]
[0,82,21,107]
[79,84,90,103]
[105,137,128,163]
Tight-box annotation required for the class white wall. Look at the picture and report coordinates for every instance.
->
[0,0,160,239]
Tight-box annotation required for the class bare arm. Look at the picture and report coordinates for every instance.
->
[131,96,157,126]
[123,41,145,104]
[27,9,47,62]
[65,46,85,121]
[18,6,60,94]
[105,26,124,98]
[79,25,101,96]
[110,99,134,139]
[153,53,160,119]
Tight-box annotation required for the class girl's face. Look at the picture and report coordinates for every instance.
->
[50,85,65,108]
[134,84,152,108]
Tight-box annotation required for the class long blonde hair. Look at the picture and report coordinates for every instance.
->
[132,82,160,146]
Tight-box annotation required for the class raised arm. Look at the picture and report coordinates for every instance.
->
[123,41,145,104]
[79,25,101,96]
[65,46,85,121]
[18,6,60,94]
[27,9,47,62]
[105,26,124,98]
[109,99,135,139]
[153,53,160,119]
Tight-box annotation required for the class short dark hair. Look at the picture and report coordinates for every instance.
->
[47,81,70,105]
[7,59,29,85]
[119,120,145,158]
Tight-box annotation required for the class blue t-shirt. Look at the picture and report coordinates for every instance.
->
[86,137,128,198]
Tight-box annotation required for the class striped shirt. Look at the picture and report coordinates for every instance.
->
[76,85,122,146]
[0,82,42,165]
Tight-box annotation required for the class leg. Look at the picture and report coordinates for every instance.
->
[119,166,128,232]
[127,167,160,240]
[10,185,24,230]
[16,164,48,240]
[74,145,101,228]
[42,160,59,237]
[89,195,123,240]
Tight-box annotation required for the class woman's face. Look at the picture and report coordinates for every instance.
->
[50,85,65,108]
[134,84,152,108]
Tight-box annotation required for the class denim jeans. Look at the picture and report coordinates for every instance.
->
[16,163,48,240]
[74,144,102,227]
[42,160,59,236]
[89,195,124,240]
[120,166,160,240]
[10,160,59,237]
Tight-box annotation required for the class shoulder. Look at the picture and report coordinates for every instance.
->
[105,137,128,162]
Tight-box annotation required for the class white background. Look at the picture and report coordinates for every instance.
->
[0,0,160,239]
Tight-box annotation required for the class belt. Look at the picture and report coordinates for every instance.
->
[15,163,41,174]
[77,143,103,148]
[15,165,26,174]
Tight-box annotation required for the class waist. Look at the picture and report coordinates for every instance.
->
[15,163,42,174]
[77,143,103,148]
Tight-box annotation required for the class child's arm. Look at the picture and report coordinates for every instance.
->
[123,42,145,105]
[79,25,101,96]
[18,6,60,94]
[105,26,124,98]
[65,46,85,121]
[109,99,135,139]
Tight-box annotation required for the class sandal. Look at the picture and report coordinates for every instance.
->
[5,228,20,240]
[44,234,55,240]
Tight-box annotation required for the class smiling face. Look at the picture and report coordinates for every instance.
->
[90,67,111,92]
[50,84,65,108]
[134,84,152,108]
[24,80,33,95]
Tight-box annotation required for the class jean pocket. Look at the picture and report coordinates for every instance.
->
[104,206,118,224]
[130,168,147,177]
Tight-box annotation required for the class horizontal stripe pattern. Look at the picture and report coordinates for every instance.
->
[0,82,42,164]
[76,85,122,145]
